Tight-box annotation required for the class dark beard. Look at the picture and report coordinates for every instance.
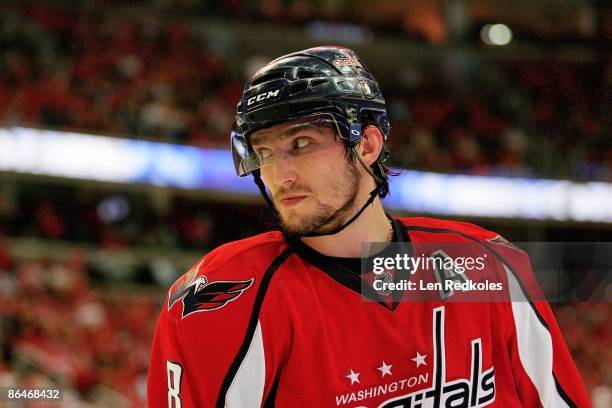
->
[278,160,361,237]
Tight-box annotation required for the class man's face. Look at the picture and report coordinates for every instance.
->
[250,116,362,236]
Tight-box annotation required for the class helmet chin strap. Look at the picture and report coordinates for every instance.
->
[252,147,384,238]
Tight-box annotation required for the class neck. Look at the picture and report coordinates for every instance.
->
[299,198,391,258]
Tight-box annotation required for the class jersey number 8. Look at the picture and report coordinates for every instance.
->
[167,360,183,407]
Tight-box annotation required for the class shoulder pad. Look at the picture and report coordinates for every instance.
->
[397,216,498,241]
[166,231,288,317]
[202,230,286,274]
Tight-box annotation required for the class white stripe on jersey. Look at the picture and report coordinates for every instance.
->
[504,264,570,408]
[226,320,266,407]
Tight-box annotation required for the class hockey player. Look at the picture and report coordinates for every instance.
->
[147,46,590,407]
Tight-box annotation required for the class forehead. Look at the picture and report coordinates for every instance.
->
[250,116,336,145]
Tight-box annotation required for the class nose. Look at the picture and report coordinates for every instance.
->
[269,152,298,188]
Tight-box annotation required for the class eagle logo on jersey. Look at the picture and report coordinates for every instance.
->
[167,266,254,318]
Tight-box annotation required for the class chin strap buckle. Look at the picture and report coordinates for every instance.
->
[348,123,362,146]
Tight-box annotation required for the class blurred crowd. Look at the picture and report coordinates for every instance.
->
[0,251,160,407]
[388,56,611,180]
[2,183,265,252]
[551,302,612,406]
[0,2,610,181]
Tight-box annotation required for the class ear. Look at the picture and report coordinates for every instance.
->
[357,125,384,166]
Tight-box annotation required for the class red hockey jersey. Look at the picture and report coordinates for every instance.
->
[147,217,590,407]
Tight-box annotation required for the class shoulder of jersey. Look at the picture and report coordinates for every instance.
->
[167,230,287,298]
[396,216,498,242]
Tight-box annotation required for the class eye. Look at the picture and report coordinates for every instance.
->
[293,137,311,150]
[256,148,273,160]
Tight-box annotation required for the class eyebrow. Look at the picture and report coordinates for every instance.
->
[251,123,321,146]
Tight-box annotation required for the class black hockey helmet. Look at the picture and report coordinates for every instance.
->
[231,46,390,189]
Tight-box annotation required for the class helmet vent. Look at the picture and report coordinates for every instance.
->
[295,68,321,79]
[310,79,328,87]
[338,80,356,90]
[289,81,308,95]
[251,71,285,86]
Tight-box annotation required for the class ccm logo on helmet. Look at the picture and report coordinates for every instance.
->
[247,89,280,106]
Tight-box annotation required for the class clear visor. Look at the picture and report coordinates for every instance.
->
[231,113,348,176]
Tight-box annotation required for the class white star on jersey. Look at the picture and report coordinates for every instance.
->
[377,361,393,377]
[412,352,427,367]
[346,369,360,384]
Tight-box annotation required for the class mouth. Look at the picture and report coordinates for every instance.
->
[279,195,308,207]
